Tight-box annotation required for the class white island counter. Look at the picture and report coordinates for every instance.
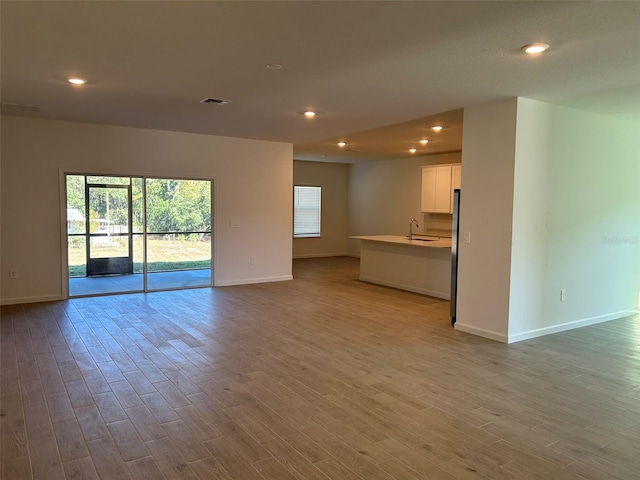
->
[350,235,452,299]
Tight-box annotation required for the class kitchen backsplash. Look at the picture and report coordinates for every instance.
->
[422,212,453,238]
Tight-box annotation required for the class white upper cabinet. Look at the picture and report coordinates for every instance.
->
[421,164,461,213]
[451,164,462,210]
[452,164,462,191]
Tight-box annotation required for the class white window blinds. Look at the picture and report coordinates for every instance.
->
[294,186,321,237]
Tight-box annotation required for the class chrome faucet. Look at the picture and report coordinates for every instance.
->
[408,218,419,240]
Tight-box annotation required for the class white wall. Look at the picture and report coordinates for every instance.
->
[347,151,461,255]
[508,98,640,341]
[293,160,349,258]
[456,97,640,343]
[455,99,518,342]
[0,116,293,304]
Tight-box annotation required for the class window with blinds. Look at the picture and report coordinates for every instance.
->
[294,186,321,238]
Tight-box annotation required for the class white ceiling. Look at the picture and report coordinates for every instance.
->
[1,1,639,163]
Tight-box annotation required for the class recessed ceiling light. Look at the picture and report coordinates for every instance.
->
[68,78,86,85]
[337,142,346,147]
[431,125,443,132]
[304,110,316,118]
[522,43,550,54]
[266,63,283,70]
[420,139,429,145]
[409,148,417,154]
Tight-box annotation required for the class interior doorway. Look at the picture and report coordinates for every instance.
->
[66,174,212,297]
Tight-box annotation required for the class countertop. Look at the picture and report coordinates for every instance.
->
[350,235,452,249]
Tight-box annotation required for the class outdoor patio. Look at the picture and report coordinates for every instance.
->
[68,268,212,296]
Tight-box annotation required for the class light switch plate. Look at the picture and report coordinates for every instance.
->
[463,231,471,244]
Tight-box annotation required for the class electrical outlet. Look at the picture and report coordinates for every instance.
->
[9,268,18,279]
[560,289,566,301]
[250,256,256,265]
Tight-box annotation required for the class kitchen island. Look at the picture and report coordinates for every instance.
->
[350,235,452,299]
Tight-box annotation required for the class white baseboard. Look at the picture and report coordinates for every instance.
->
[216,275,293,287]
[454,323,508,343]
[1,294,63,306]
[507,310,639,343]
[292,253,348,259]
[359,275,450,300]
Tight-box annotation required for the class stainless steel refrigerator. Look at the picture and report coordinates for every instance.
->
[450,189,460,325]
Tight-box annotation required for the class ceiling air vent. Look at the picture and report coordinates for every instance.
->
[200,98,231,106]
[1,103,41,113]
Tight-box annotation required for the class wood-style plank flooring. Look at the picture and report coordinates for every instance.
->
[2,257,640,479]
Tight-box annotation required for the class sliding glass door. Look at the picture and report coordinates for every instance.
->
[145,178,212,291]
[66,174,212,297]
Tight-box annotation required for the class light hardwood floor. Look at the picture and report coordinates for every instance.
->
[2,257,640,479]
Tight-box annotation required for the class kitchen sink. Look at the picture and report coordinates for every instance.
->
[408,236,440,242]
